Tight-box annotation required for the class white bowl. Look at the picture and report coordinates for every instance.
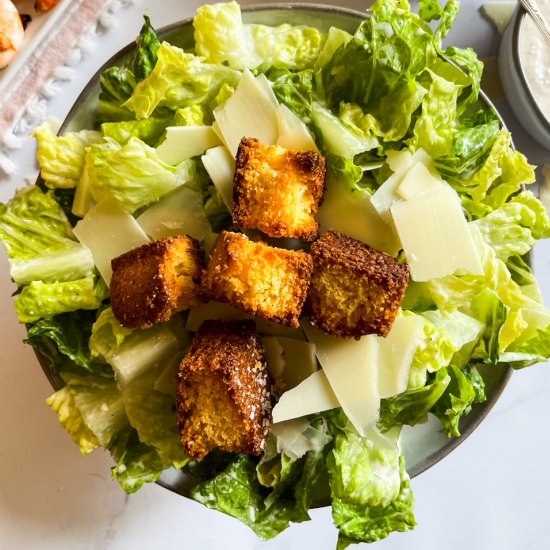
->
[499,6,550,150]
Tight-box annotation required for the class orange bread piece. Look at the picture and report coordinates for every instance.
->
[201,231,313,328]
[308,230,410,338]
[233,137,326,241]
[176,320,273,460]
[110,235,203,329]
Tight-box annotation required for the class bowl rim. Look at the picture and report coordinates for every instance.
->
[510,5,550,135]
[40,1,514,498]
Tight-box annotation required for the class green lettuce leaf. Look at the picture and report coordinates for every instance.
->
[132,14,161,81]
[101,117,169,146]
[0,186,95,285]
[97,66,137,124]
[379,368,451,432]
[328,426,415,546]
[33,120,102,189]
[193,1,323,71]
[82,136,196,212]
[191,454,300,540]
[15,277,104,323]
[46,372,127,454]
[24,310,112,377]
[123,42,239,120]
[110,427,168,493]
[431,364,485,437]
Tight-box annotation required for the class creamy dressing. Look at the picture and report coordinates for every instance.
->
[519,0,550,121]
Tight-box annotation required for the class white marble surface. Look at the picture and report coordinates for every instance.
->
[1,1,549,549]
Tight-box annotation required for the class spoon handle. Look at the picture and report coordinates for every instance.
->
[520,0,550,47]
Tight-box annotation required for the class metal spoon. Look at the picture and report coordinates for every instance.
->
[519,0,550,47]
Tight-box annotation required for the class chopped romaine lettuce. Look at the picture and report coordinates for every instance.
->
[328,426,415,546]
[80,136,196,212]
[123,42,240,120]
[193,1,323,72]
[33,119,102,189]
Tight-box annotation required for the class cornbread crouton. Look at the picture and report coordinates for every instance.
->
[308,230,410,338]
[233,137,326,241]
[110,235,204,329]
[201,231,313,328]
[176,320,273,460]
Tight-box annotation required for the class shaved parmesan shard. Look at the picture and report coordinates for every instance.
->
[396,160,444,200]
[386,149,412,172]
[73,196,149,285]
[371,148,431,221]
[391,184,483,281]
[214,69,279,156]
[276,104,318,151]
[377,314,425,398]
[201,145,235,210]
[303,324,380,436]
[155,126,221,165]
[318,176,401,256]
[136,185,211,242]
[272,369,339,424]
[263,336,317,389]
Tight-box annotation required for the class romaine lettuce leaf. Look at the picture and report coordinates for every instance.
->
[110,427,168,493]
[193,1,323,71]
[46,385,100,455]
[101,118,168,146]
[97,66,137,124]
[15,277,104,323]
[123,42,239,120]
[82,136,196,212]
[379,368,451,432]
[46,372,127,454]
[191,454,300,540]
[132,14,160,81]
[33,120,102,189]
[25,310,112,377]
[431,364,485,437]
[328,426,415,546]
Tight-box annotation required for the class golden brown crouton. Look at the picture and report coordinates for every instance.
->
[232,137,326,241]
[201,231,313,328]
[110,235,204,329]
[176,320,273,460]
[308,230,410,338]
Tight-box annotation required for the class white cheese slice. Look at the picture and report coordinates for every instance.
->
[213,69,279,156]
[371,148,431,221]
[155,126,221,165]
[262,336,285,380]
[377,314,425,398]
[396,160,444,200]
[272,369,339,423]
[303,324,380,436]
[318,175,401,256]
[263,336,317,389]
[276,104,318,151]
[137,185,212,242]
[201,145,235,210]
[386,149,413,172]
[390,184,483,281]
[73,196,149,284]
